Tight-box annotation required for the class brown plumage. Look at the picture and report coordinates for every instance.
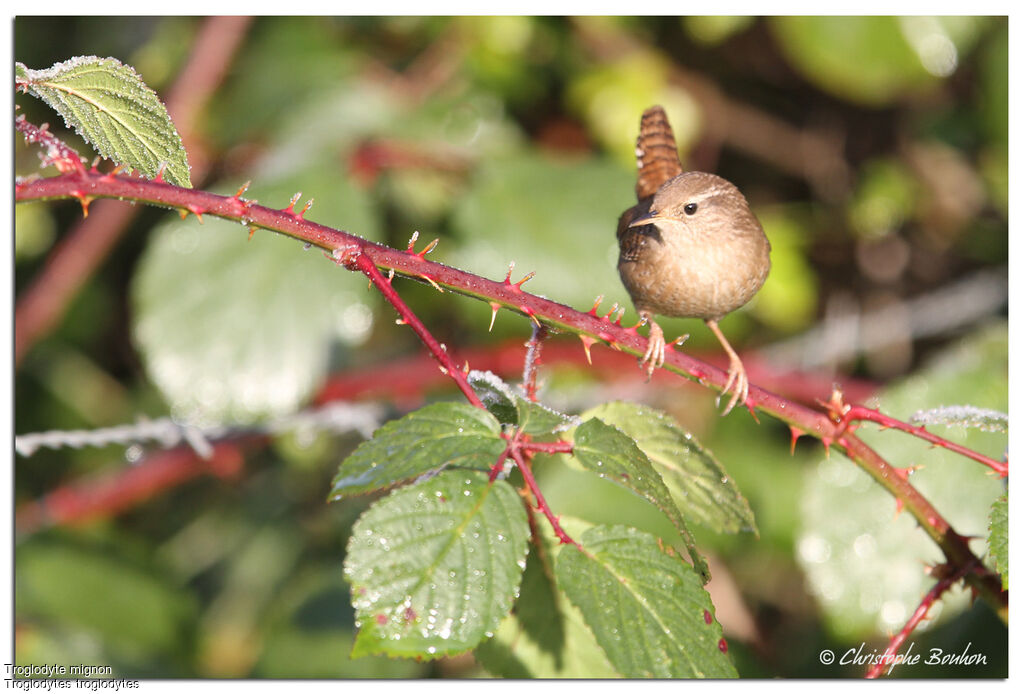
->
[617,106,771,414]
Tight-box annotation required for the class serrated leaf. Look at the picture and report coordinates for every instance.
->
[476,591,619,678]
[570,417,708,581]
[583,402,756,534]
[988,495,1007,590]
[517,399,576,438]
[329,403,505,498]
[910,404,1008,434]
[344,470,529,659]
[468,370,520,427]
[507,531,565,663]
[556,525,736,678]
[475,514,619,678]
[17,57,191,187]
[469,370,576,437]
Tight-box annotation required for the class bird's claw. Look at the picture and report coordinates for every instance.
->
[639,320,666,381]
[716,356,749,416]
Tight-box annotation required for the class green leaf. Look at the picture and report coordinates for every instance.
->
[476,590,619,678]
[16,540,197,655]
[469,370,576,437]
[770,17,980,106]
[555,525,736,678]
[910,405,1008,434]
[468,370,520,426]
[988,495,1008,590]
[329,403,505,498]
[506,531,565,662]
[344,470,529,659]
[474,515,619,678]
[17,57,191,187]
[583,402,756,534]
[570,417,708,581]
[131,173,379,424]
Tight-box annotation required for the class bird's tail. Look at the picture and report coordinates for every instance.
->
[634,105,683,201]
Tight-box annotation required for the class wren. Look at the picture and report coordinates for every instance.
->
[617,105,771,414]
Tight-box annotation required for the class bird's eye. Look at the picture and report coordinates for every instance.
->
[684,202,698,215]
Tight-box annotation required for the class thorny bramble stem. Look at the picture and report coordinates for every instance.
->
[509,437,576,546]
[834,405,1007,477]
[522,323,549,402]
[865,560,979,678]
[352,252,484,409]
[14,166,1006,618]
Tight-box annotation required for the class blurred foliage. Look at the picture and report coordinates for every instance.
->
[798,324,1006,640]
[14,15,1007,678]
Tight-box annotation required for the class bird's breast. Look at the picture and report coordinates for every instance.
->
[617,220,770,320]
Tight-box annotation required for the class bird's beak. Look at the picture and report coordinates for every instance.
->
[628,210,662,227]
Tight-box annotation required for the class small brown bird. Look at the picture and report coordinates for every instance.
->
[617,106,771,414]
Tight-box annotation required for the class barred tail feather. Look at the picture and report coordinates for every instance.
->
[634,105,683,200]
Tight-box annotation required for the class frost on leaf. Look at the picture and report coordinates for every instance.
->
[16,57,191,188]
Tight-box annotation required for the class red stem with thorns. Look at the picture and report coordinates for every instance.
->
[833,405,1006,477]
[865,560,979,678]
[14,155,1006,620]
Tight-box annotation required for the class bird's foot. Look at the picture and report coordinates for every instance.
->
[716,353,749,416]
[639,318,665,381]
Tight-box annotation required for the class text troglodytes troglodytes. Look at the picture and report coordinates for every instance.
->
[617,105,771,414]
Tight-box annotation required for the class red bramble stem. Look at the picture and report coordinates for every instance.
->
[520,440,574,455]
[835,405,1006,477]
[522,323,549,402]
[864,560,978,678]
[15,115,86,174]
[13,163,1005,619]
[351,252,484,409]
[509,439,575,546]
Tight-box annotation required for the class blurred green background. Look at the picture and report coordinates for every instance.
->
[14,16,1007,677]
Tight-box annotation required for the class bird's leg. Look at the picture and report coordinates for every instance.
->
[639,311,666,380]
[705,318,749,415]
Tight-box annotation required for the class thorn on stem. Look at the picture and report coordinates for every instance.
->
[284,191,303,216]
[588,295,605,317]
[71,191,93,218]
[893,498,905,518]
[601,303,620,322]
[789,426,805,455]
[415,237,439,258]
[513,271,535,290]
[488,302,501,332]
[419,274,444,293]
[579,335,597,365]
